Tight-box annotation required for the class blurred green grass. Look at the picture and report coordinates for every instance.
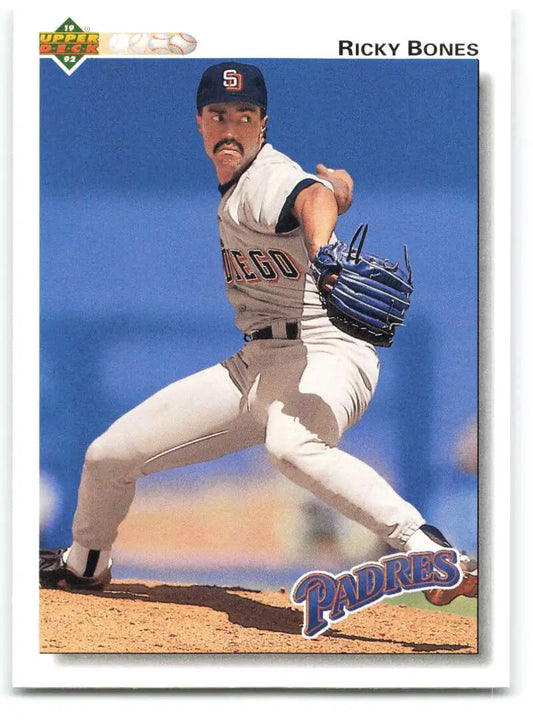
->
[386,591,478,617]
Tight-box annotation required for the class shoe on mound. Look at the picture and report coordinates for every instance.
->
[39,547,112,591]
[418,524,478,606]
[425,557,478,606]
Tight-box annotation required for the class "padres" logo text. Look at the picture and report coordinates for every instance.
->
[291,550,462,638]
[222,68,243,92]
[222,247,301,285]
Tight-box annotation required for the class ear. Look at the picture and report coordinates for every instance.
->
[260,114,268,141]
[196,113,203,134]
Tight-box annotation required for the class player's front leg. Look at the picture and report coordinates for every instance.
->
[256,340,477,605]
[262,404,477,604]
[251,339,424,550]
[263,398,425,549]
[40,363,263,589]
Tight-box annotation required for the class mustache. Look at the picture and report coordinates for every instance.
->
[213,138,244,154]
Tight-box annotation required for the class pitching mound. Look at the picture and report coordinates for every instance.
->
[40,580,477,654]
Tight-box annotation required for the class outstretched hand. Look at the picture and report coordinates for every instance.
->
[316,164,354,215]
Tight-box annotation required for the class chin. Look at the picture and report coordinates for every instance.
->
[216,154,244,174]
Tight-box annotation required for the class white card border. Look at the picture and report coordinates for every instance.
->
[11,2,513,689]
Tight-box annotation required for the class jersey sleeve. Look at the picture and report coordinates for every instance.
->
[239,163,333,234]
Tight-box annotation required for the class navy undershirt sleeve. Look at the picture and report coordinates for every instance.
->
[275,178,322,234]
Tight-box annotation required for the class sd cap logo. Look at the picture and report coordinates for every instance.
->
[222,69,243,91]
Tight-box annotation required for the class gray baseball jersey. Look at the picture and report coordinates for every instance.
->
[217,143,336,332]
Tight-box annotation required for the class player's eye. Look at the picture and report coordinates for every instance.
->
[240,115,251,123]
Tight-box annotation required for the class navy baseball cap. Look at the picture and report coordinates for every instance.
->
[196,62,267,112]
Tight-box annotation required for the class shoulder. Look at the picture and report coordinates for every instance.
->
[229,145,334,233]
[256,144,302,168]
[242,144,303,182]
[243,144,332,194]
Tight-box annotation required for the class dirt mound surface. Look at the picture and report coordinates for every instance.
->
[40,580,477,654]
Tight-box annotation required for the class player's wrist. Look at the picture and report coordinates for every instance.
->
[310,243,342,297]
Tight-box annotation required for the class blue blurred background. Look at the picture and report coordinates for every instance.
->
[40,58,478,582]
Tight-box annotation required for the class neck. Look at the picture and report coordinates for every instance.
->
[214,144,265,186]
[215,162,242,186]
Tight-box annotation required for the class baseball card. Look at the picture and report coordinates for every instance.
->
[11,3,514,691]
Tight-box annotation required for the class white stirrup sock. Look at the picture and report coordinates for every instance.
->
[404,527,446,554]
[65,542,112,578]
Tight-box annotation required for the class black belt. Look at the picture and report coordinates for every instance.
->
[244,321,299,342]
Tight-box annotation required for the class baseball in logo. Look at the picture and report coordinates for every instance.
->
[222,68,243,91]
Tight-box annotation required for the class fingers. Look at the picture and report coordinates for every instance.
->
[316,163,335,177]
[316,164,354,189]
[315,164,355,216]
[321,271,339,293]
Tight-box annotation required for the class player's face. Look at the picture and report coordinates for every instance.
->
[196,102,266,184]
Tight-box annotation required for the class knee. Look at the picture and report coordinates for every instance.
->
[264,423,333,472]
[264,400,341,465]
[84,435,109,470]
[264,427,299,467]
[83,428,138,483]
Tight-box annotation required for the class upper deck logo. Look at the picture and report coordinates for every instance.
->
[39,18,99,74]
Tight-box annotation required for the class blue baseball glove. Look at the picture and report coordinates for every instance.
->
[311,224,413,347]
